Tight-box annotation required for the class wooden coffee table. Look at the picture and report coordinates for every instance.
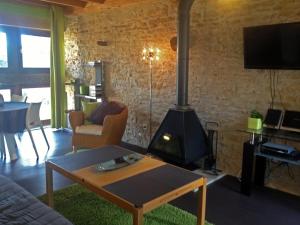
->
[45,146,207,225]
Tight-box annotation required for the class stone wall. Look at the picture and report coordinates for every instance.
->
[65,0,300,196]
[65,0,178,146]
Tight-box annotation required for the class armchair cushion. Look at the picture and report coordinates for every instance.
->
[88,101,125,125]
[75,124,103,136]
[82,101,100,118]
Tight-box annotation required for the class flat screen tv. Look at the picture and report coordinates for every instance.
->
[243,22,300,69]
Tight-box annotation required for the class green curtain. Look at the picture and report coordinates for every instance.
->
[50,6,67,128]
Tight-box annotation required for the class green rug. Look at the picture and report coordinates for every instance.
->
[39,185,213,225]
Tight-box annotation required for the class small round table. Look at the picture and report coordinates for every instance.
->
[0,102,29,160]
[0,102,29,132]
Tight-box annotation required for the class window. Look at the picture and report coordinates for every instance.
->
[0,27,51,123]
[21,34,50,68]
[0,32,8,68]
[0,26,50,73]
[0,89,11,101]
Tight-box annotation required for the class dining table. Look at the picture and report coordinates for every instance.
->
[0,102,29,160]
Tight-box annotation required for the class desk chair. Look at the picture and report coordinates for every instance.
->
[26,102,50,158]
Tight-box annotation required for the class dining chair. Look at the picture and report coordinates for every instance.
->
[11,94,28,140]
[0,94,4,102]
[0,133,5,159]
[11,94,27,102]
[0,95,5,158]
[26,102,50,158]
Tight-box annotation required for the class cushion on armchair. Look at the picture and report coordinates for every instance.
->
[75,124,103,136]
[88,101,125,125]
[82,101,100,118]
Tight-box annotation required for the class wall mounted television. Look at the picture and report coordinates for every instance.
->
[243,22,300,70]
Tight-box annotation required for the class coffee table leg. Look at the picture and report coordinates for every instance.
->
[197,178,207,225]
[133,208,143,225]
[46,162,54,208]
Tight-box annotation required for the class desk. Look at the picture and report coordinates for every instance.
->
[0,102,29,160]
[240,128,300,195]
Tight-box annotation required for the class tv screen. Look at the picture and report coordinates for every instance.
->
[244,22,300,69]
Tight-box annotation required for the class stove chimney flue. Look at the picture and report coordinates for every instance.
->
[148,0,209,165]
[176,0,194,109]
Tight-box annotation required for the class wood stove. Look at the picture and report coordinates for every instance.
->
[148,0,209,165]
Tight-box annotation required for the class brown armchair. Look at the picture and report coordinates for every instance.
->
[69,102,128,150]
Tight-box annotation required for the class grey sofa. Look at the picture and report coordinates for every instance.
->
[0,175,73,225]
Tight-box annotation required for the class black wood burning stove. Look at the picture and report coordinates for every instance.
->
[148,0,209,165]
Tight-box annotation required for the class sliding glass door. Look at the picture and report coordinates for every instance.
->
[0,26,51,124]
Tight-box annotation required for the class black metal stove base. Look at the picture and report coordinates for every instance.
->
[148,108,209,165]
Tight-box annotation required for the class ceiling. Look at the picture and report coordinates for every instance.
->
[8,0,152,14]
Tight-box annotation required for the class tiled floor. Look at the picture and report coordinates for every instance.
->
[0,128,300,225]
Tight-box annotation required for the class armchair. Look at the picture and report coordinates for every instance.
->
[69,102,128,151]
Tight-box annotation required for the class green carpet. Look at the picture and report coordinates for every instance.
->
[39,185,213,225]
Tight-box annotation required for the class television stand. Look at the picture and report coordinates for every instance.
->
[240,129,300,196]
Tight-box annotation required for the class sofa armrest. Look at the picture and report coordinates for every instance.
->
[0,175,73,225]
[69,111,85,131]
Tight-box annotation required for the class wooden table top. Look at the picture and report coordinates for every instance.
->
[46,146,203,208]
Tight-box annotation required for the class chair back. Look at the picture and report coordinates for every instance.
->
[101,103,128,145]
[0,94,3,107]
[26,102,42,129]
[11,94,27,102]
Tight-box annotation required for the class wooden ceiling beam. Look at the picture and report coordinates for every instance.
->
[82,0,105,4]
[37,0,87,8]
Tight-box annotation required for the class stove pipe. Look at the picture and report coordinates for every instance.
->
[147,0,209,165]
[176,0,194,109]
